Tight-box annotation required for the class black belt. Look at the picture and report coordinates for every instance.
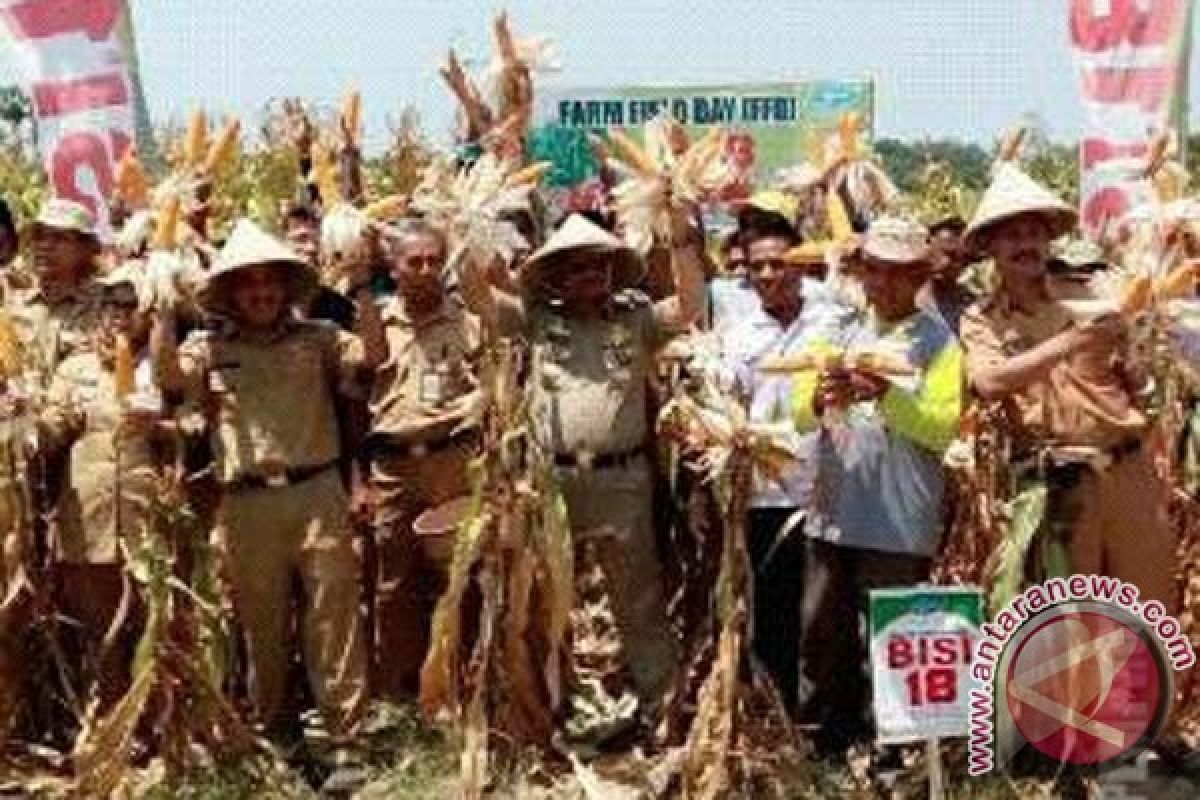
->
[222,460,338,493]
[554,445,646,470]
[1014,438,1142,488]
[368,428,478,460]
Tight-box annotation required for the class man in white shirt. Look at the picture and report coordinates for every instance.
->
[718,212,846,713]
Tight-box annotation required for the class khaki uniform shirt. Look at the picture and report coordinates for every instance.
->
[369,296,481,443]
[178,318,365,484]
[959,277,1144,451]
[497,290,671,456]
[41,352,160,564]
[5,280,104,388]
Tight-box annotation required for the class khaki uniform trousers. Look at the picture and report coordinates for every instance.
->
[369,438,473,698]
[1063,449,1176,611]
[216,468,367,742]
[558,455,676,703]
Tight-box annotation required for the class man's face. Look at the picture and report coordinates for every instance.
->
[95,286,145,354]
[393,231,446,309]
[728,135,755,169]
[854,256,927,320]
[552,250,613,306]
[745,236,801,318]
[229,265,288,328]
[931,227,968,284]
[985,214,1053,283]
[284,218,320,268]
[32,227,94,288]
[0,226,16,268]
[725,244,747,276]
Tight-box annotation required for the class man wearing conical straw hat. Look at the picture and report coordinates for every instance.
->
[959,164,1176,611]
[151,219,384,783]
[460,211,706,722]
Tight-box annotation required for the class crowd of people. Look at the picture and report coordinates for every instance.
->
[0,44,1195,796]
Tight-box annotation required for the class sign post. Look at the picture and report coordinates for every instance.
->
[869,586,984,797]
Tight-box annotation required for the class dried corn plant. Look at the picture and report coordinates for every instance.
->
[419,337,573,799]
[69,466,278,798]
[410,153,546,270]
[657,377,804,799]
[602,117,731,255]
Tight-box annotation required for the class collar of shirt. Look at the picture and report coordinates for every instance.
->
[381,295,455,329]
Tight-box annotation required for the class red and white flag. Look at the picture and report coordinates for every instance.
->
[1071,0,1193,238]
[0,0,141,238]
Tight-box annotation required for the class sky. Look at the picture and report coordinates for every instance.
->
[4,1,1200,150]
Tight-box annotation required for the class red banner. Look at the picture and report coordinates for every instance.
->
[1071,0,1193,238]
[1,0,139,238]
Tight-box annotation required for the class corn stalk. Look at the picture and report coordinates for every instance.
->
[69,464,273,797]
[419,337,572,798]
[658,385,803,799]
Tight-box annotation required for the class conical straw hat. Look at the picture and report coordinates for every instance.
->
[965,163,1076,247]
[520,213,645,294]
[200,218,317,315]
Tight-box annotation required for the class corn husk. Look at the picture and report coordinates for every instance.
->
[410,153,535,268]
[1119,273,1155,316]
[995,126,1026,166]
[114,149,150,208]
[182,110,209,169]
[609,115,731,253]
[202,118,241,177]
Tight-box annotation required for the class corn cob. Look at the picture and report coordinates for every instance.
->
[364,194,408,221]
[0,311,22,381]
[826,192,855,243]
[183,110,209,169]
[504,161,553,187]
[783,242,828,266]
[114,149,150,208]
[1154,260,1200,302]
[606,129,658,176]
[1119,273,1154,315]
[153,196,181,250]
[203,118,241,177]
[114,333,135,403]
